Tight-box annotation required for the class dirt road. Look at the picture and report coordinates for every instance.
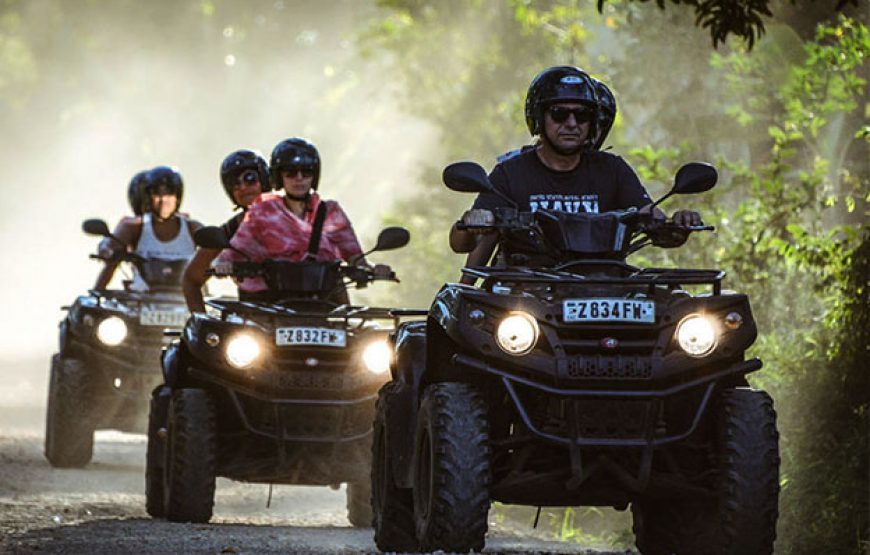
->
[0,420,632,554]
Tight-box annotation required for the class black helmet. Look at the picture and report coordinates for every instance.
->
[524,66,599,136]
[146,166,184,208]
[591,78,617,150]
[220,149,270,207]
[127,170,151,216]
[269,137,320,191]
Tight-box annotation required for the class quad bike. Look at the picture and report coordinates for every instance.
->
[45,219,189,468]
[372,162,780,554]
[146,224,424,527]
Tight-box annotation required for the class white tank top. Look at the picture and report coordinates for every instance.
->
[130,214,195,291]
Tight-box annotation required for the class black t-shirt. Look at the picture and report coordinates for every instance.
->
[473,148,652,214]
[220,211,244,240]
[471,149,652,262]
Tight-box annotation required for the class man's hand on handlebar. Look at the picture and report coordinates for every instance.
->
[672,209,703,227]
[460,209,496,233]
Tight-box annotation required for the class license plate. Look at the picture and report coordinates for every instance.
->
[563,298,655,323]
[276,327,347,347]
[139,309,189,327]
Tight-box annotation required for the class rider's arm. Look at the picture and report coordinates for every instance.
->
[452,163,512,254]
[187,219,204,235]
[182,247,219,313]
[459,233,498,285]
[450,209,497,253]
[93,263,118,290]
[93,220,141,289]
[449,219,478,253]
[327,201,366,263]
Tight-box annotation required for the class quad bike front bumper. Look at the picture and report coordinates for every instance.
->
[453,353,762,448]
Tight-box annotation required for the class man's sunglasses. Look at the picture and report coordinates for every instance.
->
[548,106,595,124]
[284,165,315,178]
[235,170,260,186]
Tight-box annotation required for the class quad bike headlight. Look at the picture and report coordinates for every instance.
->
[96,316,127,346]
[362,340,392,375]
[225,334,261,369]
[495,312,539,356]
[676,314,717,357]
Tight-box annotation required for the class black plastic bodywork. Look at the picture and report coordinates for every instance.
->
[58,289,187,432]
[383,261,760,507]
[166,297,409,485]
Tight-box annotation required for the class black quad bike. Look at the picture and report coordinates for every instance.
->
[146,225,423,526]
[372,162,780,554]
[45,219,190,468]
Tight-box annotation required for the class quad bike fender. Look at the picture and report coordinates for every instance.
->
[388,320,427,487]
[58,319,70,357]
[161,340,188,388]
[152,384,172,425]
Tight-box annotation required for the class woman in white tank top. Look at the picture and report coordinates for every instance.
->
[94,166,202,291]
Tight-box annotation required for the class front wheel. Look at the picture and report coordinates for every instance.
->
[632,387,780,555]
[413,382,491,553]
[44,355,94,468]
[372,386,418,551]
[163,388,217,523]
[145,391,166,518]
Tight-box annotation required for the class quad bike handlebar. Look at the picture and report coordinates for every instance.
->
[458,208,713,258]
[205,260,399,286]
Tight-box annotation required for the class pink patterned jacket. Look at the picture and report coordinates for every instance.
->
[217,192,364,292]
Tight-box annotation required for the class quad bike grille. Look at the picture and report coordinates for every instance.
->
[523,393,654,440]
[238,393,374,440]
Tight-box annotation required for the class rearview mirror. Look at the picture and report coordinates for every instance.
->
[373,227,410,252]
[82,219,111,237]
[194,226,231,249]
[442,162,493,193]
[651,162,718,208]
[673,162,718,195]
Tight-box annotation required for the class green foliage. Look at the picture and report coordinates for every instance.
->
[599,0,862,50]
[632,15,869,552]
[364,2,868,550]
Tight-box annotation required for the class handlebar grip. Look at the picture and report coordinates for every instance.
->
[686,225,715,231]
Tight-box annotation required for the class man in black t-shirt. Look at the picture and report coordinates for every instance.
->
[449,66,701,283]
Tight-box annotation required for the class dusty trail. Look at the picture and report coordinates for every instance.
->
[0,427,632,554]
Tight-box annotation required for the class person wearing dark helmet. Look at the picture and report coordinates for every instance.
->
[591,77,617,151]
[496,72,618,161]
[94,165,202,290]
[127,170,151,217]
[450,66,701,283]
[182,149,271,313]
[214,137,391,302]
